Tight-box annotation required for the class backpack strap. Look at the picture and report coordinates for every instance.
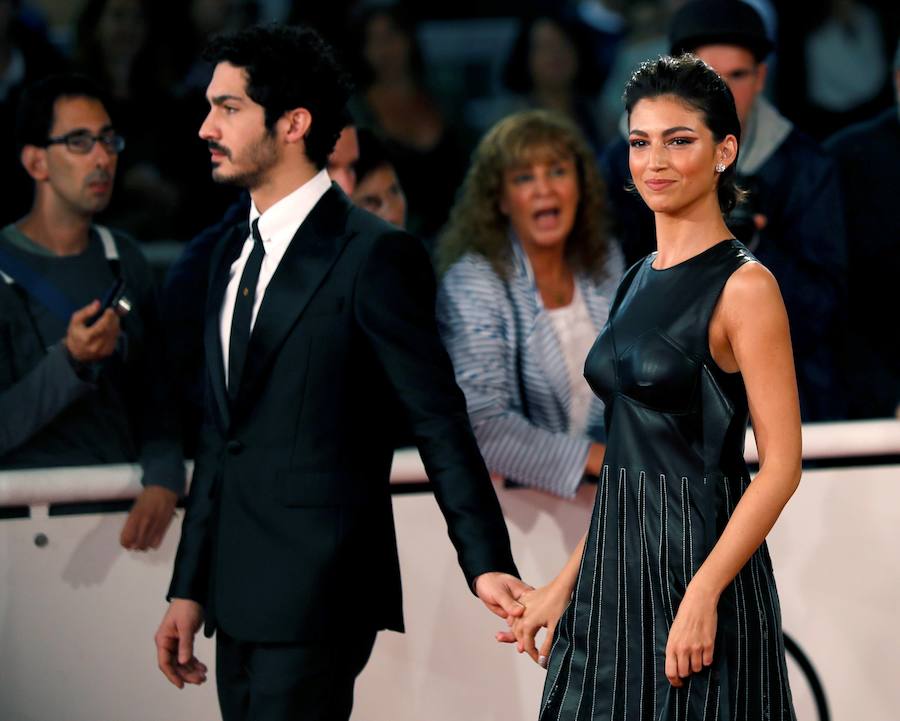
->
[93,224,121,277]
[0,244,78,321]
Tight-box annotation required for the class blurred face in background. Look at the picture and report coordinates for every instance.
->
[363,12,413,81]
[32,96,119,217]
[529,19,578,93]
[326,126,359,195]
[191,0,236,37]
[692,45,766,127]
[96,0,147,66]
[352,163,406,228]
[499,147,580,254]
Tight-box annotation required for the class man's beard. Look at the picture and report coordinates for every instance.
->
[210,131,278,189]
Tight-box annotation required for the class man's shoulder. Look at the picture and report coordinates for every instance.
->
[824,109,898,158]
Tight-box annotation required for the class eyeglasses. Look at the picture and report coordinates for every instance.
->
[44,131,126,155]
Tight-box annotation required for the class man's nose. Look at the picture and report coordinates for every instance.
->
[91,140,114,167]
[199,111,216,140]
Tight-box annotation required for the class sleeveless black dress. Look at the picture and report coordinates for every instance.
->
[539,240,796,721]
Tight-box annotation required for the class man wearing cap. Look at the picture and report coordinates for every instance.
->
[602,0,848,422]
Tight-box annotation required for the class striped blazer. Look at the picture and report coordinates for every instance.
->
[437,238,624,498]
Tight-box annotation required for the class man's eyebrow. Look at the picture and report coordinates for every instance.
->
[59,124,115,135]
[209,94,244,105]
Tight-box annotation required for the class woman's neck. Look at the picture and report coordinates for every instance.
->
[653,195,733,268]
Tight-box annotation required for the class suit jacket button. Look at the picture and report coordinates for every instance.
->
[227,440,244,455]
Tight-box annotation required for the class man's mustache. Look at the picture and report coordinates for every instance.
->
[86,170,112,184]
[208,141,231,158]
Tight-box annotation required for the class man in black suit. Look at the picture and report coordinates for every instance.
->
[153,25,527,721]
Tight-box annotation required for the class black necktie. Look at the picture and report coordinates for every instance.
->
[228,218,265,401]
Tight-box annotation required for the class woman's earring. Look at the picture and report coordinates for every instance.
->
[715,162,726,173]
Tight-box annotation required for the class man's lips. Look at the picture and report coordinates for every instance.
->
[644,179,675,190]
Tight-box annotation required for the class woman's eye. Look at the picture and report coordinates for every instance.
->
[668,137,694,146]
[549,165,568,177]
[512,173,533,184]
[629,139,647,148]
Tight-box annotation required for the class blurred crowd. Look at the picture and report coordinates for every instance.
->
[0,0,899,529]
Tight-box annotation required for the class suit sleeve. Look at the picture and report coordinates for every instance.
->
[436,257,590,498]
[354,232,519,589]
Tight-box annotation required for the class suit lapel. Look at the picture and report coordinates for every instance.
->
[204,224,246,431]
[234,187,355,413]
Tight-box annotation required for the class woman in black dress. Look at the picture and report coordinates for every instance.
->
[505,55,801,721]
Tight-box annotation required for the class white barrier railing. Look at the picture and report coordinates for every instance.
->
[1,419,899,507]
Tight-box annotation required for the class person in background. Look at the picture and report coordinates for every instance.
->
[0,0,68,227]
[352,127,407,229]
[0,74,183,549]
[350,3,466,239]
[495,12,606,150]
[73,0,200,240]
[437,109,623,499]
[824,41,900,419]
[602,0,848,422]
[162,121,359,455]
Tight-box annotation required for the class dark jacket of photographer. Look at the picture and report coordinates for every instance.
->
[0,224,183,492]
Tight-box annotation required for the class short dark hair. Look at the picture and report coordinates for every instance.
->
[355,128,395,185]
[15,74,111,153]
[623,54,745,214]
[203,24,353,169]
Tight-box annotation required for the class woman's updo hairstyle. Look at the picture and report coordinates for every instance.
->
[623,54,745,214]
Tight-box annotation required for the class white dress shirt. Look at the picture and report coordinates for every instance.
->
[219,169,332,379]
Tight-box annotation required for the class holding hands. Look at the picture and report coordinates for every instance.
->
[502,581,572,668]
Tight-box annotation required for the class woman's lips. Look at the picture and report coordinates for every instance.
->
[645,179,675,191]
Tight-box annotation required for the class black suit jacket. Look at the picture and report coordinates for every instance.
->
[168,186,518,643]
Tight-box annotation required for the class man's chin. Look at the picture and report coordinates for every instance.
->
[211,167,255,189]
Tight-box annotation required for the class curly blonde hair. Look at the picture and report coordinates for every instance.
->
[438,109,611,279]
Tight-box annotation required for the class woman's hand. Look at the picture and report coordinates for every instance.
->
[664,582,719,687]
[502,582,572,667]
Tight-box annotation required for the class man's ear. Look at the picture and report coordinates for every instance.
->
[281,108,313,145]
[20,145,49,182]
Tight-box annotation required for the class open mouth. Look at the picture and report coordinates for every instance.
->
[533,207,561,228]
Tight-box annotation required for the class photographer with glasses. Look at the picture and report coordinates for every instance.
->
[0,74,184,550]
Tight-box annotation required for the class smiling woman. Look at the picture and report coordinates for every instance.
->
[436,110,623,498]
[510,56,803,721]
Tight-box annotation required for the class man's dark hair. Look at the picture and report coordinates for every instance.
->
[624,54,745,214]
[15,74,111,153]
[203,24,353,169]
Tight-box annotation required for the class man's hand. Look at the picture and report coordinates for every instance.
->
[155,599,206,689]
[120,486,178,551]
[64,300,120,363]
[474,572,533,620]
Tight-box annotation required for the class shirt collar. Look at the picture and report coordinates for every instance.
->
[248,168,332,242]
